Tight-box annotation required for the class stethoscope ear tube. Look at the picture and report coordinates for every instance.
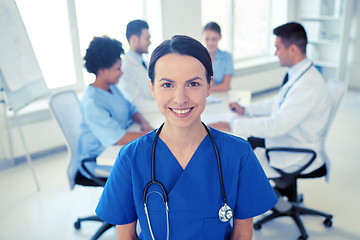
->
[143,123,166,204]
[201,122,228,205]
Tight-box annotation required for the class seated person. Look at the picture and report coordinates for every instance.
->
[203,22,235,92]
[78,36,153,179]
[117,19,158,113]
[210,22,331,179]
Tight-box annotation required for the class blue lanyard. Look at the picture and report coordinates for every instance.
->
[278,63,314,108]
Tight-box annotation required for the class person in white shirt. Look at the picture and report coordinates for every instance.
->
[117,19,158,113]
[210,22,331,178]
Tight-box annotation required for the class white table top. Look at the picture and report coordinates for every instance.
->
[97,90,251,166]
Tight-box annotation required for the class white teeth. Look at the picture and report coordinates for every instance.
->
[172,108,191,114]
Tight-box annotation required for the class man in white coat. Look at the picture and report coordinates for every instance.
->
[117,19,158,113]
[211,22,331,179]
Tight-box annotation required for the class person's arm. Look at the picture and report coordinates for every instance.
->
[116,222,139,240]
[211,75,232,92]
[132,112,153,132]
[230,218,253,240]
[116,112,153,145]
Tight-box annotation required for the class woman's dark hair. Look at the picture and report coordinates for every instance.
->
[273,22,307,54]
[84,36,124,75]
[203,22,221,36]
[148,35,213,84]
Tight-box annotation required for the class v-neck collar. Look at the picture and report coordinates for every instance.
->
[157,133,209,171]
[153,132,211,195]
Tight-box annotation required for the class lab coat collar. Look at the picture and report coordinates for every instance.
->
[287,58,311,85]
[127,50,144,65]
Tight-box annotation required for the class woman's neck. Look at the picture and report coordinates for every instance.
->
[92,77,110,92]
[160,121,207,150]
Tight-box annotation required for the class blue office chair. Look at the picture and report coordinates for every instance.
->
[253,80,347,240]
[49,90,113,239]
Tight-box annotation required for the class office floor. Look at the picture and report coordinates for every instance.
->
[0,91,359,240]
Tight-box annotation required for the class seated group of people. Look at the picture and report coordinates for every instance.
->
[75,19,331,239]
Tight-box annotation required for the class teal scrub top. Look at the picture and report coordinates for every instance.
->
[96,127,277,239]
[77,84,137,178]
[212,49,235,85]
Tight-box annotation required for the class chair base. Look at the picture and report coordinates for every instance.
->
[254,202,333,240]
[74,215,114,240]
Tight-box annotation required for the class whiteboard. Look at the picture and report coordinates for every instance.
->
[0,0,49,112]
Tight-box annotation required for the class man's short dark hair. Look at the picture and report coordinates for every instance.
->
[126,19,149,42]
[273,22,308,54]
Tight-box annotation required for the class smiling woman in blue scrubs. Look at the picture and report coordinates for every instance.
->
[96,35,277,239]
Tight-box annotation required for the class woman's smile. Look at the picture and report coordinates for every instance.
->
[170,107,194,117]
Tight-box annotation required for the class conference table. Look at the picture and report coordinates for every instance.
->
[96,90,251,166]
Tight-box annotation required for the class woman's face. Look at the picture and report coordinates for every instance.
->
[150,54,212,129]
[103,59,123,85]
[204,30,221,54]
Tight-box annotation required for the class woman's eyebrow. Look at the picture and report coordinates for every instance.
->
[186,77,203,83]
[158,77,203,83]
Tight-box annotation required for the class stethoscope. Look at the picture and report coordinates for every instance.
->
[279,62,314,108]
[142,122,233,240]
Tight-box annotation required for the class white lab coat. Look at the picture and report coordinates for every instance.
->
[117,53,158,113]
[232,61,331,176]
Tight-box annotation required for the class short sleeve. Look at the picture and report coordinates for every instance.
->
[83,99,127,147]
[234,144,278,219]
[125,95,138,118]
[96,148,137,225]
[225,53,235,76]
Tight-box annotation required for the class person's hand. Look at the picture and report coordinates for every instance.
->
[229,102,245,115]
[208,121,231,132]
[140,121,153,132]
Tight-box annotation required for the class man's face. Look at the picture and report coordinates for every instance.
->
[274,36,292,67]
[135,29,151,54]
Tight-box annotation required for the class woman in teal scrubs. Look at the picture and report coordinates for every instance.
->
[203,22,235,92]
[96,35,277,239]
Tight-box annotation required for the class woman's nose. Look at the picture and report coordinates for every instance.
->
[173,88,189,105]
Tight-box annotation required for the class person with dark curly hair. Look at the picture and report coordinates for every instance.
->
[77,36,153,180]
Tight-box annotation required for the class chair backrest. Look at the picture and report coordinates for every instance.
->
[49,90,82,190]
[324,80,347,138]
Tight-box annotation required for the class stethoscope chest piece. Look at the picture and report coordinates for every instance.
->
[218,203,233,222]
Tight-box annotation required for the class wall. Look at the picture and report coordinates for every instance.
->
[346,1,360,89]
[161,0,202,40]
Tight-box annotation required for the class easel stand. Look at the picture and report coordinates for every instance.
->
[0,87,40,191]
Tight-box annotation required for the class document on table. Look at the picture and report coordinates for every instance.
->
[97,145,122,166]
[201,111,238,124]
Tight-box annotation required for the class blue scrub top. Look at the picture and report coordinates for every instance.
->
[96,127,277,239]
[212,49,235,85]
[77,84,137,177]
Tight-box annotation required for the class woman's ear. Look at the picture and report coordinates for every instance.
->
[207,77,213,96]
[149,79,156,99]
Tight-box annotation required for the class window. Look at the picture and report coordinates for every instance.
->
[15,0,76,89]
[75,0,144,86]
[15,0,146,89]
[202,0,273,62]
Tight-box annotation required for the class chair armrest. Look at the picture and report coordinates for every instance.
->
[81,158,107,187]
[265,148,317,179]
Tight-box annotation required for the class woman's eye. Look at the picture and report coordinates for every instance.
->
[188,82,200,87]
[162,83,173,88]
